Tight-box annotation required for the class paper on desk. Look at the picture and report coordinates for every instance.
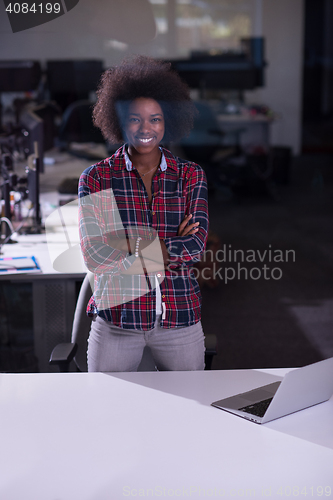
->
[0,256,41,273]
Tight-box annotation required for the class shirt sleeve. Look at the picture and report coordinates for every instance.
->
[78,165,136,275]
[163,164,209,266]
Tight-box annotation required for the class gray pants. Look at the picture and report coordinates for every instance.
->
[87,315,205,372]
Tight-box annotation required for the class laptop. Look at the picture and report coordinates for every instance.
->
[211,357,333,424]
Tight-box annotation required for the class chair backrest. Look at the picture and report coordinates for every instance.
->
[58,100,105,145]
[180,101,224,146]
[72,273,156,372]
[179,101,225,165]
[71,273,93,371]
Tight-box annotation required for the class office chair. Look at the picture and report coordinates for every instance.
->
[177,101,244,196]
[57,100,106,156]
[180,101,230,164]
[49,273,217,372]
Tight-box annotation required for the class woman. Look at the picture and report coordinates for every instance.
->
[79,55,209,372]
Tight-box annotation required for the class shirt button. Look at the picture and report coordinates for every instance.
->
[162,295,165,298]
[157,273,162,278]
[152,211,156,215]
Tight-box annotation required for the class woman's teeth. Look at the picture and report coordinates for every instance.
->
[138,138,153,143]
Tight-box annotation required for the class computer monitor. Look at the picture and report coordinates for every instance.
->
[46,60,104,110]
[0,60,42,131]
[170,37,266,92]
[19,109,43,233]
[0,130,42,237]
[26,145,42,232]
[20,108,44,173]
[0,60,42,92]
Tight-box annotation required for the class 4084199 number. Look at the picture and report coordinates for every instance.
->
[276,486,332,497]
[5,3,61,14]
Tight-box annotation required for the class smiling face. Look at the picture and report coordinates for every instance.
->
[124,98,165,158]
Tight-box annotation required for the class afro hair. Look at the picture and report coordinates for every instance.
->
[92,55,196,144]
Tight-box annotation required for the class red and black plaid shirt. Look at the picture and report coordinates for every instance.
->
[78,145,208,330]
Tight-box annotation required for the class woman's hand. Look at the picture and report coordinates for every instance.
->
[177,214,200,237]
[108,237,150,254]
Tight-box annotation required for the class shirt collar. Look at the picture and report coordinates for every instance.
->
[123,146,168,172]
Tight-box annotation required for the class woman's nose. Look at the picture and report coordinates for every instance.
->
[138,120,150,133]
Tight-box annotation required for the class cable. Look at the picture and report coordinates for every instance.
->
[0,208,33,253]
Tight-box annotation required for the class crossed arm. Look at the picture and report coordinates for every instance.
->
[79,165,208,276]
[109,214,200,275]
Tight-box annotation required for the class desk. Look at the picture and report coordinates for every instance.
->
[217,114,272,151]
[0,233,85,372]
[0,369,332,499]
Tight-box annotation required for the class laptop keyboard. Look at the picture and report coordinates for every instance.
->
[239,397,273,418]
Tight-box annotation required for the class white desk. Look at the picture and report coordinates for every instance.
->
[0,369,332,500]
[217,114,272,150]
[0,233,85,371]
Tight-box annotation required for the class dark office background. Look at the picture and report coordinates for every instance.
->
[0,0,332,372]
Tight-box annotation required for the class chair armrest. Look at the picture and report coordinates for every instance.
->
[204,334,217,371]
[49,342,78,372]
[205,334,217,353]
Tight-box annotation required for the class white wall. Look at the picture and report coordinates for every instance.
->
[0,0,157,66]
[247,0,304,154]
[0,0,304,154]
